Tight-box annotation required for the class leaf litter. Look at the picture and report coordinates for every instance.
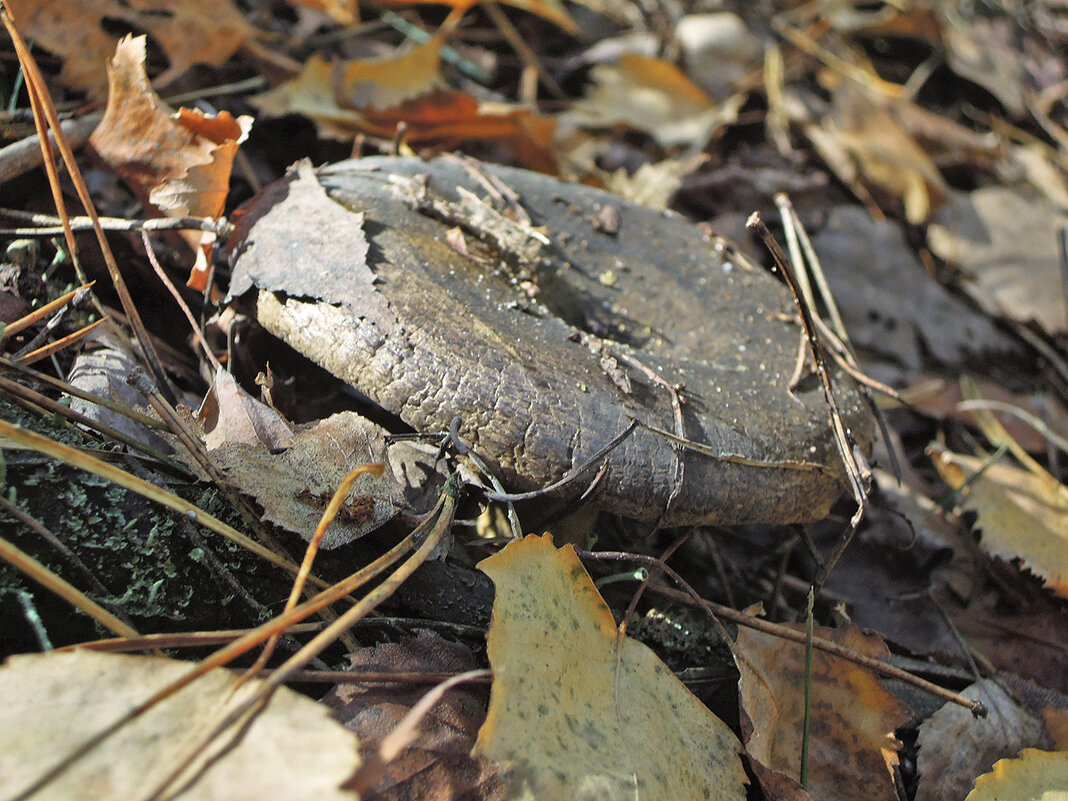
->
[2,1,1068,800]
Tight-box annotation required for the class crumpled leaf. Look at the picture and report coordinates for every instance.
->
[4,0,253,98]
[199,369,293,452]
[208,411,407,547]
[325,630,506,801]
[475,533,747,801]
[0,650,361,801]
[928,185,1068,336]
[916,679,1051,801]
[928,443,1068,598]
[568,53,740,149]
[734,623,913,801]
[89,35,251,288]
[966,749,1068,801]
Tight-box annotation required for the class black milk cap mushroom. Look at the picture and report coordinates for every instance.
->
[227,156,875,527]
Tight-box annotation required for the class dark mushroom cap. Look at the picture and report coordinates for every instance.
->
[230,156,874,526]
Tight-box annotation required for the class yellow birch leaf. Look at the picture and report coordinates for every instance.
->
[475,532,747,801]
[929,443,1068,598]
[966,749,1068,801]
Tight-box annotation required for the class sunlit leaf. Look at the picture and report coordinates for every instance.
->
[0,651,361,801]
[966,749,1068,801]
[89,35,251,288]
[929,443,1068,599]
[5,0,253,98]
[568,53,739,149]
[475,533,747,800]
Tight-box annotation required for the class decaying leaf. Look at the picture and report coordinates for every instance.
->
[4,0,253,98]
[89,35,251,287]
[66,330,172,456]
[916,679,1051,801]
[734,623,913,801]
[475,533,747,800]
[928,443,1068,599]
[811,205,1016,367]
[228,160,380,319]
[199,369,293,452]
[325,631,505,801]
[928,185,1068,336]
[229,155,876,527]
[0,650,361,801]
[208,411,407,547]
[965,748,1068,801]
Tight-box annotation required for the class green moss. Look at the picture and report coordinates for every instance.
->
[0,399,292,653]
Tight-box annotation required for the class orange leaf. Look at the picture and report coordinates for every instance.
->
[285,0,359,26]
[5,0,253,98]
[378,0,577,33]
[337,37,445,110]
[734,623,913,801]
[363,91,559,174]
[89,35,251,288]
[254,49,559,173]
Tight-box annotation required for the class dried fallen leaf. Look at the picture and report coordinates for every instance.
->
[916,679,1051,801]
[252,45,558,172]
[287,0,359,26]
[897,376,1068,456]
[325,631,505,801]
[928,185,1068,336]
[966,749,1068,801]
[568,53,740,149]
[0,650,361,801]
[475,533,747,801]
[337,37,446,109]
[805,79,948,224]
[378,0,577,33]
[5,0,253,98]
[199,369,293,452]
[89,35,251,288]
[66,330,172,456]
[811,205,1016,368]
[228,160,378,316]
[207,411,407,547]
[928,443,1068,599]
[734,623,912,801]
